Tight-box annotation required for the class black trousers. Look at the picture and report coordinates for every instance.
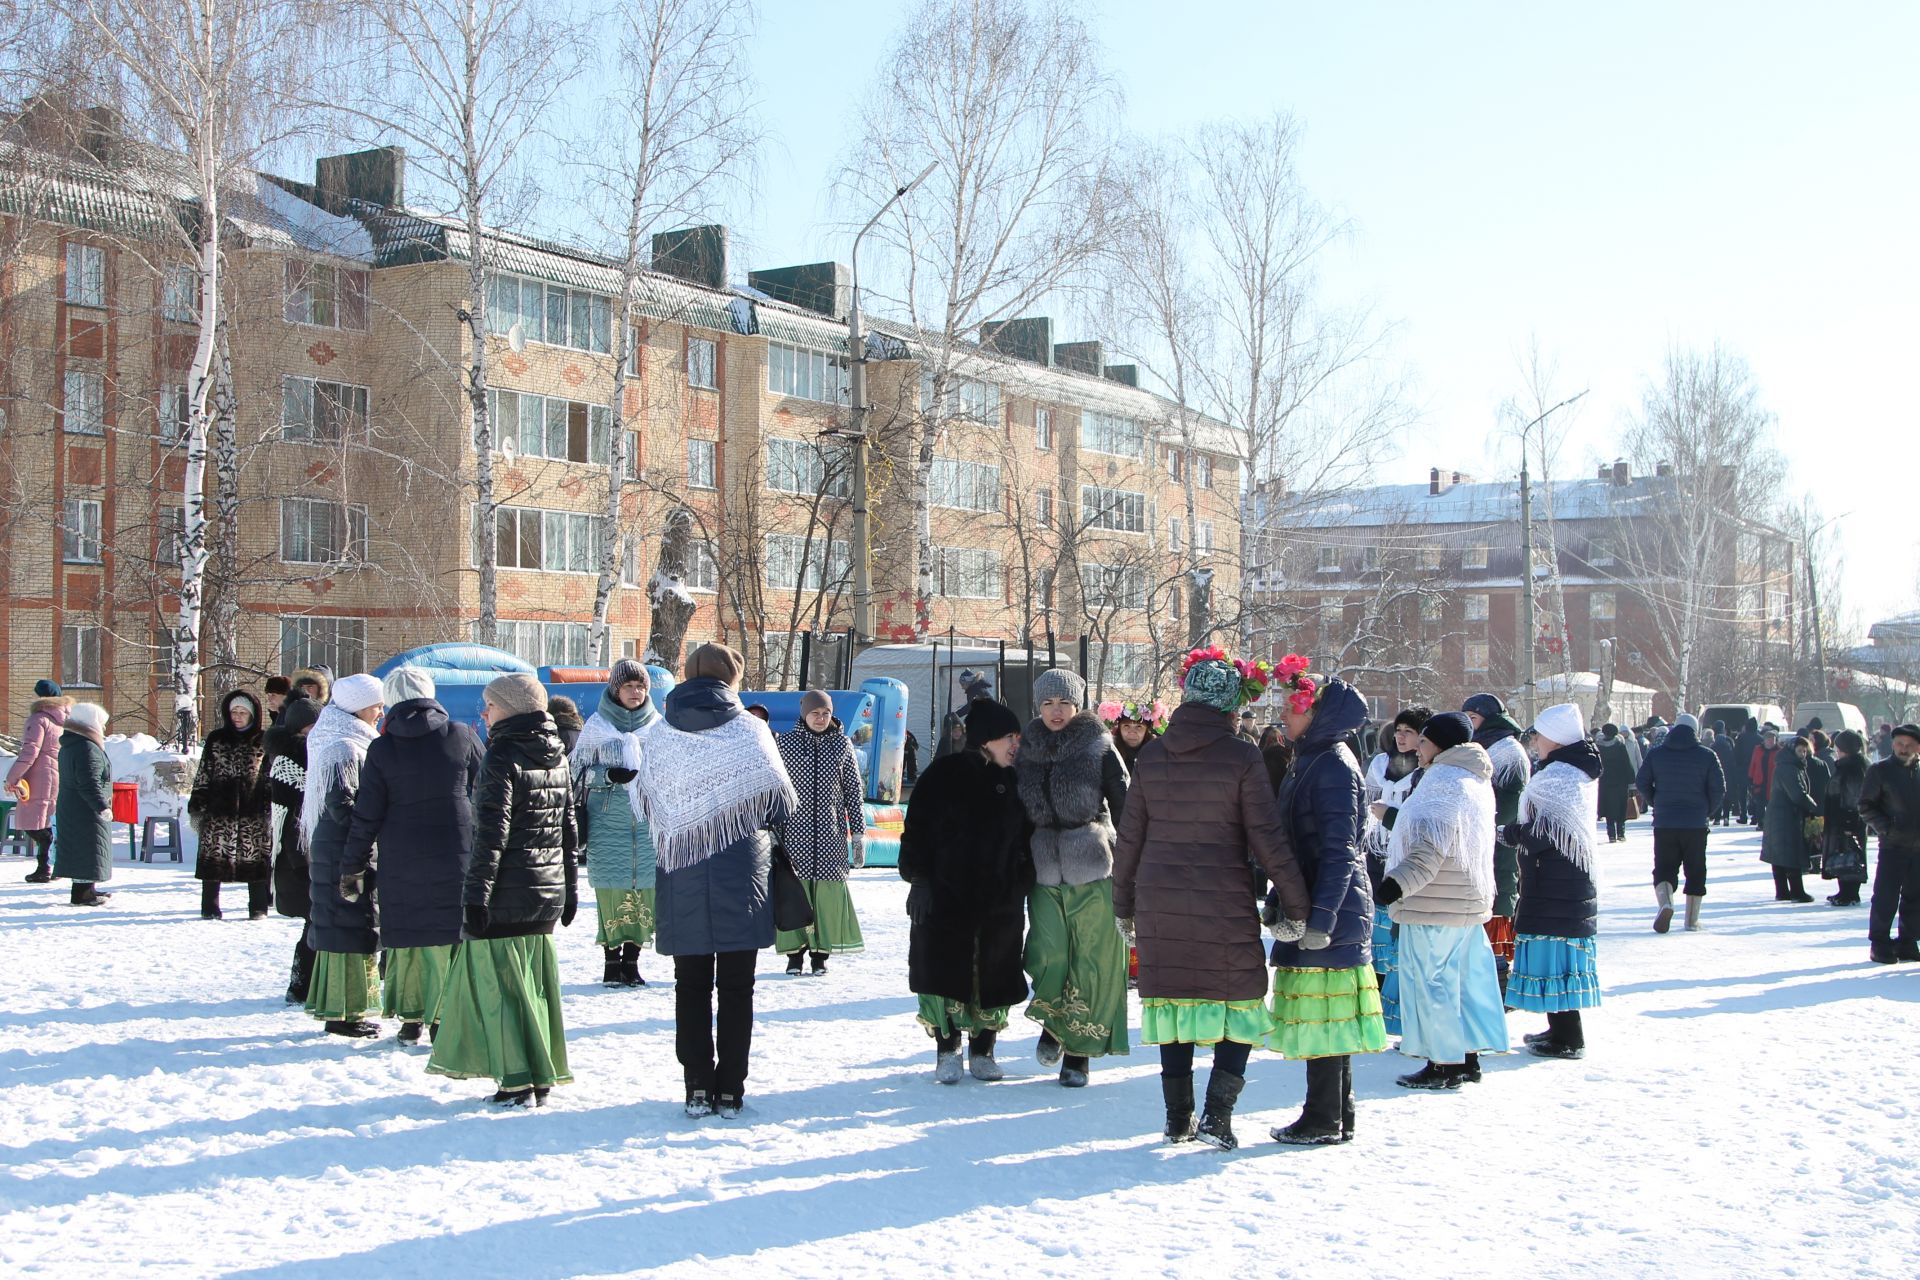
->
[1157,1040,1252,1078]
[1869,848,1920,944]
[1652,828,1710,897]
[675,950,757,1096]
[202,877,271,915]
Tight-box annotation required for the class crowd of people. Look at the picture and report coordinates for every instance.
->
[6,647,1918,1140]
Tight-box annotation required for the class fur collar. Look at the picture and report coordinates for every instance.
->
[1021,711,1109,759]
[30,697,72,717]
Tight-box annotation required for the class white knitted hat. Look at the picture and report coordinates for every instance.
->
[330,672,385,714]
[1532,702,1586,748]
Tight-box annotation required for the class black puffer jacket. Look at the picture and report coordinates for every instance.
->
[1507,740,1602,939]
[259,698,318,917]
[1860,754,1920,855]
[341,699,486,949]
[463,710,577,939]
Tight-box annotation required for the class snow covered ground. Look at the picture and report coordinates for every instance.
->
[2,821,1915,1280]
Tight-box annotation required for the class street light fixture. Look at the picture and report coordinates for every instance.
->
[1517,389,1587,724]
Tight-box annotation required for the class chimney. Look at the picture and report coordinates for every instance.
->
[1655,461,1674,477]
[1611,460,1629,486]
[1053,340,1104,375]
[979,317,1053,365]
[1103,363,1139,387]
[1452,471,1473,486]
[315,146,406,213]
[1598,463,1611,481]
[1430,467,1443,496]
[747,261,850,319]
[651,225,728,290]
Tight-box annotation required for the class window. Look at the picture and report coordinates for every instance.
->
[930,458,1002,512]
[487,620,591,668]
[1031,565,1056,612]
[684,438,717,489]
[156,506,186,564]
[687,337,717,390]
[1034,488,1054,527]
[488,389,614,465]
[1463,543,1489,570]
[1465,592,1490,622]
[62,624,103,687]
[283,377,370,443]
[63,371,105,435]
[1315,545,1340,575]
[1168,517,1183,552]
[765,533,850,591]
[161,265,198,322]
[280,498,368,565]
[763,632,800,683]
[1589,537,1616,568]
[1034,407,1053,450]
[491,505,601,573]
[1421,595,1444,622]
[62,498,103,563]
[766,438,853,498]
[1167,448,1184,481]
[685,541,718,592]
[921,373,1000,423]
[1080,562,1147,610]
[1081,410,1144,459]
[1080,485,1145,533]
[1096,641,1154,688]
[766,343,849,405]
[483,273,611,354]
[1194,454,1213,490]
[151,626,176,677]
[159,384,189,442]
[1465,641,1490,673]
[935,545,1004,600]
[1590,590,1616,622]
[65,244,106,308]
[283,260,369,330]
[1196,521,1214,555]
[1418,545,1442,571]
[1362,546,1380,573]
[281,617,367,676]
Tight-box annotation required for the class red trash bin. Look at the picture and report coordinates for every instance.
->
[111,782,140,825]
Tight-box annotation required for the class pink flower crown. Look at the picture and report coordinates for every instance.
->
[1276,653,1317,715]
[1098,698,1167,729]
[1181,646,1275,711]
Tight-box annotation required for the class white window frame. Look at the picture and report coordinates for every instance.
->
[65,244,106,308]
[921,373,1000,424]
[1079,562,1147,610]
[1463,543,1490,570]
[489,389,613,465]
[1196,520,1214,555]
[1589,537,1617,568]
[62,624,103,687]
[63,370,105,436]
[1590,590,1617,621]
[930,457,1002,512]
[1194,453,1213,490]
[484,272,612,355]
[1417,546,1442,571]
[1080,410,1144,459]
[491,504,601,574]
[1096,641,1155,688]
[485,619,592,668]
[765,532,850,592]
[1465,592,1490,622]
[766,437,853,499]
[156,505,186,564]
[687,438,717,490]
[1420,594,1444,622]
[766,342,849,405]
[1464,641,1491,673]
[281,616,367,677]
[935,545,1004,601]
[1168,516,1183,553]
[1034,488,1054,527]
[685,541,719,593]
[158,383,189,442]
[1315,545,1340,575]
[62,498,103,564]
[279,497,368,566]
[161,265,198,322]
[1080,485,1145,533]
[687,337,717,390]
[1034,407,1053,451]
[283,260,369,330]
[283,376,371,443]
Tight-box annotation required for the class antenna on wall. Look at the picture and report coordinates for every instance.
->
[506,322,527,354]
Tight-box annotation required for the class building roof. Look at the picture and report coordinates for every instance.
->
[1274,476,1673,530]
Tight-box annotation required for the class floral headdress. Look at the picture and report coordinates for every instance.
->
[1098,698,1168,731]
[1179,645,1274,714]
[1276,653,1317,716]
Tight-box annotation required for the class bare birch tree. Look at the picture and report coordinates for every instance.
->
[840,0,1118,638]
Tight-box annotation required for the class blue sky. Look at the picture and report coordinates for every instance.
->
[724,1,1918,632]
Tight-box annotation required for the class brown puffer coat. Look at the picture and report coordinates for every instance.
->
[1113,702,1311,1002]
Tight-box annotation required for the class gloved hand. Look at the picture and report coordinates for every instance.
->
[339,872,365,903]
[905,881,933,923]
[1500,823,1524,847]
[606,767,637,785]
[1118,916,1136,945]
[465,902,490,936]
[1299,927,1332,951]
[1267,916,1307,944]
[849,839,866,870]
[560,888,578,928]
[1375,878,1403,907]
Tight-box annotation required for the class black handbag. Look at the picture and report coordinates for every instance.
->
[1822,829,1867,881]
[770,845,815,932]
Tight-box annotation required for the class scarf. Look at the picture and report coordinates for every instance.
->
[1386,744,1495,903]
[1518,757,1601,876]
[634,709,796,874]
[300,703,377,839]
[573,690,658,823]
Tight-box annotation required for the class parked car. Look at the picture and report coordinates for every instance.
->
[1790,701,1867,736]
[1699,702,1789,733]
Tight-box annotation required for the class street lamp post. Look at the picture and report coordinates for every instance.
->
[845,161,937,645]
[1517,390,1587,724]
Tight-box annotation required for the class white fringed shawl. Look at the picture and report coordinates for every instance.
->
[1385,746,1496,903]
[299,704,377,840]
[573,707,651,823]
[1486,733,1532,791]
[634,712,797,874]
[1517,760,1601,875]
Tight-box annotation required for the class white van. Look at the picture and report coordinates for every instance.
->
[1698,703,1789,734]
[1791,701,1868,736]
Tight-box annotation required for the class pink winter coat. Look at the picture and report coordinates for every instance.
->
[5,697,70,829]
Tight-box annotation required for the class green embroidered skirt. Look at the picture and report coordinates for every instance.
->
[1140,997,1270,1047]
[426,935,573,1090]
[594,887,657,948]
[1267,964,1390,1059]
[381,944,454,1023]
[1023,880,1129,1058]
[774,878,865,956]
[305,951,377,1022]
[916,994,1011,1039]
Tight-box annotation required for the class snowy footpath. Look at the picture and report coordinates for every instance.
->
[2,822,1915,1280]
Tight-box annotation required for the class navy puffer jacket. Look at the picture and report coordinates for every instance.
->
[1633,723,1726,829]
[1269,679,1374,971]
[1507,740,1601,938]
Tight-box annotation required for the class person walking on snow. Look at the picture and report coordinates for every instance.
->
[53,702,115,906]
[1761,734,1821,904]
[773,689,867,975]
[1111,650,1311,1151]
[302,674,386,1038]
[901,698,1032,1085]
[1635,712,1726,932]
[1463,694,1529,995]
[1263,661,1389,1146]
[1503,703,1603,1061]
[1375,712,1507,1091]
[6,679,68,883]
[1860,724,1920,964]
[188,690,273,920]
[340,667,485,1047]
[572,660,664,989]
[1017,668,1132,1088]
[428,674,579,1105]
[1596,724,1637,843]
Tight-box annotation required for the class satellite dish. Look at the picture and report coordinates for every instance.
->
[506,322,527,354]
[500,437,518,461]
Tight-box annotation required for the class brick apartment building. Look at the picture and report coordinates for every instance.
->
[0,116,1241,736]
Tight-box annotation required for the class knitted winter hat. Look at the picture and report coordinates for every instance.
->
[800,689,833,717]
[1462,693,1506,721]
[1674,713,1700,732]
[330,673,385,714]
[280,697,322,733]
[1422,711,1473,752]
[1032,668,1086,707]
[484,673,549,717]
[34,679,61,698]
[382,666,435,706]
[608,658,648,692]
[1532,702,1585,748]
[66,702,109,734]
[685,642,745,688]
[964,698,1021,747]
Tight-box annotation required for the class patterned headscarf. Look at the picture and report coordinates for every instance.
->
[1181,659,1241,714]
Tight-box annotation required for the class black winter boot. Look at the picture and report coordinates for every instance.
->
[785,952,805,976]
[1461,1053,1483,1083]
[1161,1074,1197,1142]
[1340,1056,1355,1140]
[621,942,646,986]
[967,1030,1003,1081]
[1396,1061,1463,1090]
[70,882,112,906]
[809,951,828,976]
[603,947,624,987]
[1195,1070,1245,1150]
[1272,1056,1347,1145]
[24,842,52,883]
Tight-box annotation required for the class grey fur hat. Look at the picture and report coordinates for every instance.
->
[1032,668,1086,707]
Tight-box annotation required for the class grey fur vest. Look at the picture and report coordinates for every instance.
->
[1017,712,1130,887]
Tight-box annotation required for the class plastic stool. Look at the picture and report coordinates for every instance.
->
[0,806,30,859]
[141,816,184,864]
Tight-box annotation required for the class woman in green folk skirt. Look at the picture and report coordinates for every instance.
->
[302,675,387,1038]
[427,675,580,1106]
[772,690,867,975]
[1017,669,1132,1087]
[572,660,665,988]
